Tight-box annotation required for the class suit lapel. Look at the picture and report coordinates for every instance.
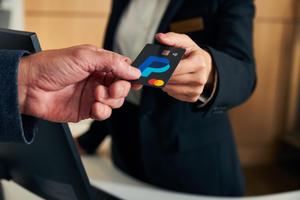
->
[156,0,184,33]
[114,0,130,13]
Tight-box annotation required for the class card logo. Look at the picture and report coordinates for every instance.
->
[132,44,185,88]
[139,56,171,77]
[147,79,165,87]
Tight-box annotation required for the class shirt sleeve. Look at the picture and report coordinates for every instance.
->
[0,50,37,144]
[197,70,218,108]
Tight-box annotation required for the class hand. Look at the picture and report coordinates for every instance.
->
[18,45,140,122]
[156,32,215,103]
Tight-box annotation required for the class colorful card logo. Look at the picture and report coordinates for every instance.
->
[138,56,170,87]
[139,56,170,77]
[147,79,165,87]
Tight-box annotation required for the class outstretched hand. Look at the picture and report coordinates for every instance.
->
[156,32,214,103]
[18,45,140,122]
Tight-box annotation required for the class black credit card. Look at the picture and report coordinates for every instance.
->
[131,44,186,88]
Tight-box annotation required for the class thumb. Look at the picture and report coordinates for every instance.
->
[155,32,198,54]
[94,50,141,80]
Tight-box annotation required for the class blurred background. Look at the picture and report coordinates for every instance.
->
[1,0,300,196]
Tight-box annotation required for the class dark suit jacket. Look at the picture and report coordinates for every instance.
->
[80,0,256,196]
[0,50,36,144]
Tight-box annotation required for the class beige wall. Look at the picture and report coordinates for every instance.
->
[24,0,300,166]
[24,0,111,49]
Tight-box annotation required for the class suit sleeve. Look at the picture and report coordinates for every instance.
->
[198,0,256,115]
[0,50,37,144]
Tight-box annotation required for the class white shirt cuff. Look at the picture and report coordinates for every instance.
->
[197,70,218,108]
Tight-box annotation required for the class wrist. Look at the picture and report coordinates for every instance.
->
[203,49,214,84]
[18,57,30,114]
[206,63,215,88]
[197,49,217,107]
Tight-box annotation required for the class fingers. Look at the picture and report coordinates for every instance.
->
[94,79,130,109]
[72,45,140,80]
[167,73,195,85]
[168,71,207,86]
[91,102,112,121]
[163,84,204,103]
[91,78,131,121]
[67,45,140,86]
[155,32,199,54]
[172,51,206,75]
[172,59,196,75]
[94,83,127,109]
[109,80,131,98]
[63,45,140,82]
[131,83,143,90]
[97,98,125,109]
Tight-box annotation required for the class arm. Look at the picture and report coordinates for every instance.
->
[0,45,140,143]
[156,0,256,114]
[207,0,256,113]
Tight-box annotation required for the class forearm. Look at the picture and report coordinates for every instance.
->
[195,0,256,113]
[207,47,256,108]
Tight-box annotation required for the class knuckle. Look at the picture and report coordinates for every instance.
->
[181,33,190,40]
[110,53,123,68]
[194,55,205,66]
[191,76,202,85]
[72,47,89,59]
[185,93,200,102]
[115,98,125,109]
[183,89,195,99]
[193,71,207,85]
[195,86,204,95]
[182,89,190,97]
[122,83,131,96]
[191,96,199,103]
[98,107,112,120]
[167,32,176,36]
[124,56,132,64]
[80,44,97,50]
[200,75,208,85]
[190,92,198,99]
[197,76,207,85]
[110,100,119,109]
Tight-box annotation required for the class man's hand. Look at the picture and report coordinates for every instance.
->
[18,45,140,122]
[155,32,215,103]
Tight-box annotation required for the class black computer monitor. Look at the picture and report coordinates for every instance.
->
[0,28,120,200]
[0,28,41,52]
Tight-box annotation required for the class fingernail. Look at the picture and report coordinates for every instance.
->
[131,67,141,78]
[157,33,166,38]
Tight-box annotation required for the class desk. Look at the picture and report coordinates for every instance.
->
[2,156,300,200]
